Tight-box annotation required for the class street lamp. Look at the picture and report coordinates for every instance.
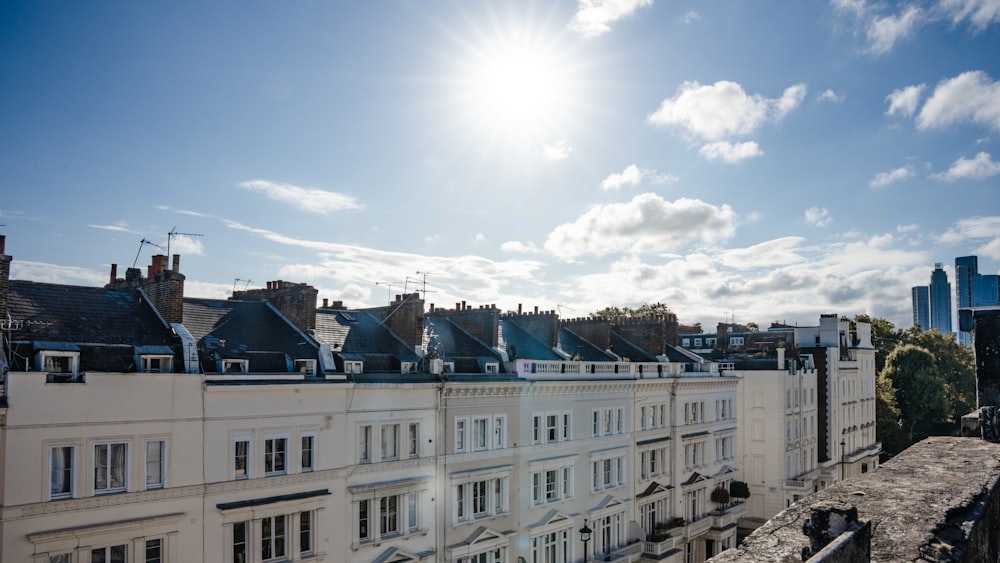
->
[579,519,592,562]
[840,440,846,481]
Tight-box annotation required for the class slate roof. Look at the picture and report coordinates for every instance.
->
[423,317,502,373]
[609,331,660,362]
[497,319,560,361]
[182,298,318,372]
[557,327,616,361]
[5,280,178,372]
[8,281,175,346]
[314,309,417,372]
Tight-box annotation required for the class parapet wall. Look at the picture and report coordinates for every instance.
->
[710,437,1000,562]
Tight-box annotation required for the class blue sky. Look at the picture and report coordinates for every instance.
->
[2,0,999,330]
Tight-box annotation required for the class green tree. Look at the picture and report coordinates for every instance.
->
[909,329,976,427]
[590,303,676,321]
[875,370,906,455]
[883,345,949,445]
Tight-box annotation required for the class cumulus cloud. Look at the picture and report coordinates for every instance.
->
[866,5,923,54]
[869,166,915,188]
[939,0,1000,29]
[569,0,653,37]
[831,0,867,15]
[543,140,573,160]
[648,81,807,141]
[938,216,1000,259]
[238,180,362,214]
[818,89,846,103]
[544,193,737,261]
[500,240,541,253]
[682,10,701,24]
[714,237,807,269]
[885,84,926,118]
[601,164,678,190]
[169,235,205,256]
[804,207,833,227]
[916,70,1000,131]
[698,141,764,163]
[931,152,1000,181]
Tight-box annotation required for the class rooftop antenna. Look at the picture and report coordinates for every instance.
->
[166,227,204,261]
[132,238,166,268]
[233,278,253,292]
[415,271,439,300]
[375,281,400,305]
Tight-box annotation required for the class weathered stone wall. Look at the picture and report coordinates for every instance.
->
[709,437,1000,562]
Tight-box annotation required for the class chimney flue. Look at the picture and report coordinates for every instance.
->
[323,298,329,308]
[109,264,118,285]
[172,254,180,272]
[0,235,5,254]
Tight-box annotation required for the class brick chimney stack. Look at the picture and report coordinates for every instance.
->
[0,235,11,326]
[107,254,186,324]
[234,280,319,333]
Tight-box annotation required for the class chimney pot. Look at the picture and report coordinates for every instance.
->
[534,306,539,314]
[430,303,435,312]
[172,254,180,272]
[0,234,5,254]
[518,304,523,314]
[323,298,329,308]
[462,300,467,310]
[109,264,118,285]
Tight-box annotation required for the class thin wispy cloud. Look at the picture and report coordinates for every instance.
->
[88,223,135,233]
[698,141,764,163]
[885,84,926,118]
[601,164,679,190]
[870,166,915,188]
[543,140,573,160]
[238,180,363,214]
[682,10,701,24]
[500,240,541,254]
[818,89,846,103]
[866,6,923,55]
[569,0,653,37]
[931,152,1000,181]
[939,0,1000,30]
[804,206,833,227]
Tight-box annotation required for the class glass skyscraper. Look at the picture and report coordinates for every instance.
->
[929,263,952,335]
[911,285,930,330]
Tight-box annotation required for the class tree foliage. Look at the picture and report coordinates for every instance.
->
[590,302,676,321]
[856,314,976,456]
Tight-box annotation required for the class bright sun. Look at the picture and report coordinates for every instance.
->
[454,22,579,152]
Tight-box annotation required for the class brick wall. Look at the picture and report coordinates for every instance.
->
[234,281,319,333]
[505,310,559,347]
[428,305,500,347]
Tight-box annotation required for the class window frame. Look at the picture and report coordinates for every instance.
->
[144,438,166,490]
[264,434,289,476]
[300,431,315,472]
[233,434,251,480]
[93,441,129,495]
[261,514,287,562]
[48,444,75,500]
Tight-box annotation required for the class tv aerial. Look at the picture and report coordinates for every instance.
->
[132,238,166,268]
[166,227,204,259]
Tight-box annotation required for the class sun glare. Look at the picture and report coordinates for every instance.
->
[453,19,581,153]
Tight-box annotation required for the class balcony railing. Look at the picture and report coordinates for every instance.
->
[710,500,748,528]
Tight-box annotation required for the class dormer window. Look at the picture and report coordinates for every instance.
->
[223,359,249,373]
[484,363,499,374]
[400,361,417,374]
[294,359,317,375]
[344,361,363,375]
[141,355,174,373]
[37,347,80,382]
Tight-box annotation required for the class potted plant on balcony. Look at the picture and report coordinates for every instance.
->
[730,480,751,502]
[647,517,686,542]
[710,486,731,508]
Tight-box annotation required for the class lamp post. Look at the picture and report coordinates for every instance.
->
[579,519,592,562]
[840,440,846,481]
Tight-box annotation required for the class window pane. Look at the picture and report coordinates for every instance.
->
[146,538,162,563]
[300,511,312,554]
[233,521,247,563]
[301,436,314,471]
[234,440,249,479]
[50,446,73,498]
[146,440,164,488]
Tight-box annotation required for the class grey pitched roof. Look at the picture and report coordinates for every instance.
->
[8,280,175,346]
[314,309,417,372]
[182,298,318,370]
[609,331,660,362]
[557,327,616,361]
[497,319,560,361]
[423,317,502,373]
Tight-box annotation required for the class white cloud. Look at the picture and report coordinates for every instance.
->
[804,207,833,227]
[169,235,205,256]
[698,141,764,163]
[474,233,486,242]
[238,180,362,214]
[682,10,700,24]
[885,84,926,118]
[543,193,737,260]
[869,166,915,188]
[931,152,1000,181]
[831,0,867,15]
[648,81,806,141]
[88,223,135,233]
[602,164,679,190]
[866,5,923,54]
[939,0,1000,30]
[424,234,442,244]
[569,0,654,37]
[938,216,1000,259]
[543,140,573,160]
[500,240,541,253]
[916,70,1000,131]
[714,237,807,269]
[818,89,846,103]
[10,260,108,286]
